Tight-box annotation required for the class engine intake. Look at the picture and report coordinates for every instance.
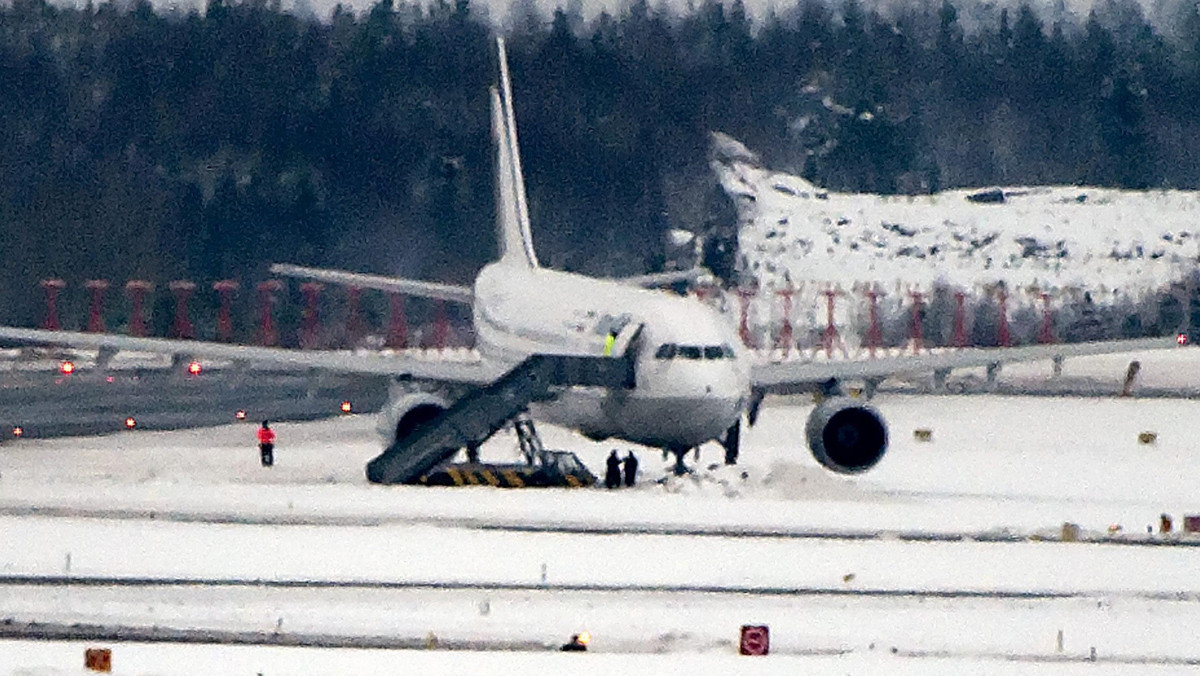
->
[376,392,450,446]
[804,398,888,474]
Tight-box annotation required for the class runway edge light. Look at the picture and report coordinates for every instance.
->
[1061,522,1080,542]
[739,625,770,656]
[84,647,112,672]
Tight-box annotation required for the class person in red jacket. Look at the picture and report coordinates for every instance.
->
[257,421,276,467]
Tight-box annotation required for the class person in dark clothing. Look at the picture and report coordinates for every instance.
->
[561,633,590,651]
[623,451,639,487]
[604,449,621,489]
[257,421,276,467]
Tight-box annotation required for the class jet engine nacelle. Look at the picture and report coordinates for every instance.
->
[804,397,889,474]
[375,391,450,446]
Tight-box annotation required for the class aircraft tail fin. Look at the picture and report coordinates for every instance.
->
[492,37,539,268]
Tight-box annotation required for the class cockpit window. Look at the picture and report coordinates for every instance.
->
[657,343,729,360]
[704,345,729,360]
[656,343,736,360]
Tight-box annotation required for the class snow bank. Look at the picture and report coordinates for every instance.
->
[710,133,1200,346]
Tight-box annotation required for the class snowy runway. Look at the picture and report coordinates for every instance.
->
[2,582,1199,667]
[2,350,1200,672]
[4,516,1199,597]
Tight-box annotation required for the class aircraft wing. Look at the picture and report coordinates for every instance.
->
[751,335,1186,390]
[616,269,710,289]
[0,326,502,383]
[269,264,474,305]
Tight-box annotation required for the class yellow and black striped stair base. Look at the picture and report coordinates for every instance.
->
[414,464,592,488]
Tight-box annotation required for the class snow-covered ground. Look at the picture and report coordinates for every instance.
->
[710,134,1200,347]
[10,641,1193,676]
[713,133,1200,295]
[2,348,1200,673]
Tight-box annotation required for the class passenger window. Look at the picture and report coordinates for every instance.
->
[655,344,677,359]
[679,346,702,360]
[704,346,723,360]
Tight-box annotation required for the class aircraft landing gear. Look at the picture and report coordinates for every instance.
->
[669,446,691,475]
[721,420,741,465]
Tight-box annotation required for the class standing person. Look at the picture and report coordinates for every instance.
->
[602,330,617,356]
[257,421,276,467]
[623,451,639,488]
[604,449,621,489]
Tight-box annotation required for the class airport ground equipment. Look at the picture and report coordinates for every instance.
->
[415,414,596,488]
[366,350,636,485]
[513,412,545,464]
[414,450,596,488]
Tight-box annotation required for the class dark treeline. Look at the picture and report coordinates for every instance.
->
[3,0,1200,330]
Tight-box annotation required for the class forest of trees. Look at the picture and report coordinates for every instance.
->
[3,0,1200,331]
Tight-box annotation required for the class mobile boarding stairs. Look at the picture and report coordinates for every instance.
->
[365,327,641,485]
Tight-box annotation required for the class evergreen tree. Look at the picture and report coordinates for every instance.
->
[4,0,1200,324]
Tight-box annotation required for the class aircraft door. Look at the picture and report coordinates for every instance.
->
[599,321,644,424]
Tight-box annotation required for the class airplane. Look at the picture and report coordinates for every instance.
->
[0,37,1188,478]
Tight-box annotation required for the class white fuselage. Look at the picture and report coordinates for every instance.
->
[471,261,750,450]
